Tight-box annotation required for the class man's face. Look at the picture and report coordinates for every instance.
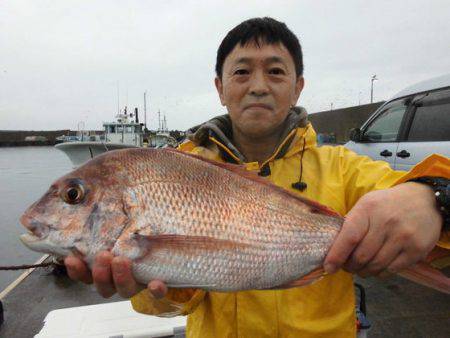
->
[215,41,304,139]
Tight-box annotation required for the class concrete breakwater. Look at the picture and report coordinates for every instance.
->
[0,130,70,147]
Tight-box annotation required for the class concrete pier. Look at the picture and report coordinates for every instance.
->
[0,262,448,337]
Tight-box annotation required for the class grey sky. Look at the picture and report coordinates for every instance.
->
[1,0,449,131]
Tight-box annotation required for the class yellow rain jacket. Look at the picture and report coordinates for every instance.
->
[131,111,450,338]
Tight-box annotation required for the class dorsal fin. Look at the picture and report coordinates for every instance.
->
[165,147,260,178]
[163,148,342,218]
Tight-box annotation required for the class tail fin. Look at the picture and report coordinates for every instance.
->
[397,262,450,294]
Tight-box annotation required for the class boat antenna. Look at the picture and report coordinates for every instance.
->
[158,110,161,131]
[116,81,120,116]
[144,91,147,130]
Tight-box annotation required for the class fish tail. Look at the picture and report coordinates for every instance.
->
[397,262,450,294]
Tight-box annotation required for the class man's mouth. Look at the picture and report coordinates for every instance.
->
[244,103,272,111]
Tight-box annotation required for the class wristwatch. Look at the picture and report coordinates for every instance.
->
[409,176,450,231]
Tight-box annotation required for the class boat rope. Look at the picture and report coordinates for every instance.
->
[0,262,56,270]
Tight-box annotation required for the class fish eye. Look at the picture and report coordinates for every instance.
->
[62,183,85,204]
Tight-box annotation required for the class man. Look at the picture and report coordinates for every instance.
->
[65,17,449,337]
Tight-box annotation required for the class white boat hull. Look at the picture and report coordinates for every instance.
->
[55,141,139,167]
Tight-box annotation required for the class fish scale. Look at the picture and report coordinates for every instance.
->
[111,150,341,290]
[126,180,335,247]
[20,148,343,291]
[114,178,339,290]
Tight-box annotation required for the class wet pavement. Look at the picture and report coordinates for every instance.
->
[0,264,448,338]
[355,270,450,338]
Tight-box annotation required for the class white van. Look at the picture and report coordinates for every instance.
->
[345,74,450,170]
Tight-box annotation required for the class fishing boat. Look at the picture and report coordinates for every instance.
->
[56,107,178,167]
[55,108,145,167]
[150,112,178,148]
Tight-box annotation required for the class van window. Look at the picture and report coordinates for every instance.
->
[362,99,408,142]
[408,89,450,142]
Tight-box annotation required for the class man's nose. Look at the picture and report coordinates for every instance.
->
[248,71,269,97]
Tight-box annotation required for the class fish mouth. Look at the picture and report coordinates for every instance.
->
[19,232,71,257]
[19,232,48,254]
[20,232,42,246]
[20,213,50,239]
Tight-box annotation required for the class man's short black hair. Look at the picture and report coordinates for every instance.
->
[215,17,303,79]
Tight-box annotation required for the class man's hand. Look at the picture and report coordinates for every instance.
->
[324,182,443,277]
[64,252,168,299]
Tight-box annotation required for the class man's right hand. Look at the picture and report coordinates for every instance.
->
[64,251,168,299]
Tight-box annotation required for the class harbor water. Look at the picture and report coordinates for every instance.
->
[0,146,72,291]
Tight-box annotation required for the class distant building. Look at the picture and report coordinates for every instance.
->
[24,136,48,142]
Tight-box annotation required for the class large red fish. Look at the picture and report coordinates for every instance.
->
[20,148,449,293]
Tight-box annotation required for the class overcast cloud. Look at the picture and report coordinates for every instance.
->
[1,0,449,131]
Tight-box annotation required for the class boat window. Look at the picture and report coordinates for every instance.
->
[126,126,133,133]
[109,126,116,133]
[117,126,124,133]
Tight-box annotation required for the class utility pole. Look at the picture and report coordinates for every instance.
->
[370,75,378,103]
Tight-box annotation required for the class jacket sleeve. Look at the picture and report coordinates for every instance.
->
[339,148,450,249]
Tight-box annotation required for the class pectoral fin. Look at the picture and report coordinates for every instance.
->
[130,233,249,259]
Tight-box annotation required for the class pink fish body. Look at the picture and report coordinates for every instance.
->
[20,148,341,291]
[20,148,449,293]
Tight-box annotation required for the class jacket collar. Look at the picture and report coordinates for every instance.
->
[186,106,316,164]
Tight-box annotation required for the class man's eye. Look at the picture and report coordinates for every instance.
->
[234,69,249,75]
[269,68,285,75]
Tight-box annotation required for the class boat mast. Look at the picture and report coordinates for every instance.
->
[116,82,120,116]
[158,110,161,132]
[144,91,147,130]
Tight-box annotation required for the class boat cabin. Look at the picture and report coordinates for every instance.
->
[103,112,143,147]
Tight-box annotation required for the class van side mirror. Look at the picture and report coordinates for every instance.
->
[349,128,361,142]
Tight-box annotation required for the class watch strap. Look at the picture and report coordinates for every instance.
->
[408,176,450,231]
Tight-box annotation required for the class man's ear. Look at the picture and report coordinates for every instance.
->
[292,76,305,106]
[215,77,226,106]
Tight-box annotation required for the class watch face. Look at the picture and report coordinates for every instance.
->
[436,179,450,207]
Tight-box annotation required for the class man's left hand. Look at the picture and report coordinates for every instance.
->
[324,182,443,277]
